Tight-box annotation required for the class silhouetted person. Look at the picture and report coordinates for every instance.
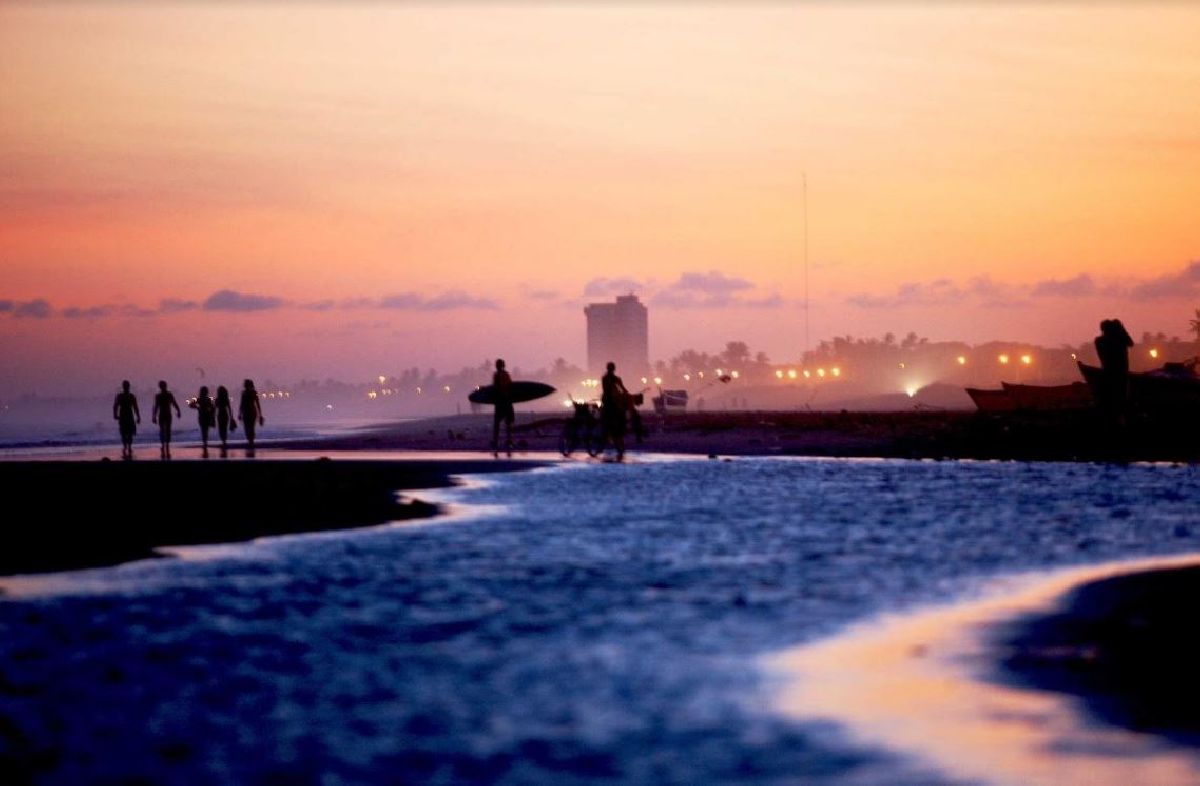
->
[151,380,182,459]
[601,361,628,461]
[1095,318,1134,425]
[214,385,237,457]
[491,359,514,457]
[239,379,264,455]
[191,385,216,458]
[112,380,141,459]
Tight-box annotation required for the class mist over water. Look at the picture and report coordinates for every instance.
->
[3,458,1200,784]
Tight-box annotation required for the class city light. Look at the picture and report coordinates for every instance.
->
[998,354,1010,364]
[1150,348,1160,359]
[898,362,906,369]
[787,369,797,380]
[803,370,811,379]
[956,356,967,365]
[378,376,386,385]
[654,377,662,385]
[730,370,740,379]
[684,374,691,381]
[817,368,826,378]
[1020,354,1032,365]
[831,367,841,377]
[905,384,918,398]
[775,370,784,379]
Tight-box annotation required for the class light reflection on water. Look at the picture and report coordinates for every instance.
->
[767,554,1200,786]
[2,456,1200,784]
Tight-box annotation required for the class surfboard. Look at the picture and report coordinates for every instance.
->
[468,381,556,405]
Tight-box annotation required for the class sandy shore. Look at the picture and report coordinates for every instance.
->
[278,409,1200,462]
[0,457,547,577]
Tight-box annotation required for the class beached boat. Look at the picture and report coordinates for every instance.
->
[1078,361,1200,413]
[965,387,1016,412]
[1000,381,1093,411]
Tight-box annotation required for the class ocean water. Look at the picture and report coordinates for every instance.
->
[2,457,1200,785]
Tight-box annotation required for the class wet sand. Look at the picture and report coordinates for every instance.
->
[277,409,1200,462]
[768,555,1200,786]
[0,457,547,577]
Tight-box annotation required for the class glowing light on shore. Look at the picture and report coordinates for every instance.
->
[378,376,386,385]
[832,367,841,377]
[817,368,826,378]
[803,370,811,379]
[998,354,1010,364]
[684,374,691,382]
[775,370,784,379]
[1150,348,1160,359]
[787,369,797,380]
[905,384,918,398]
[654,377,662,385]
[1020,354,1032,365]
[731,370,740,379]
[956,356,967,365]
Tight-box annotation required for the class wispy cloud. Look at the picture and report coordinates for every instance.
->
[159,298,199,313]
[583,277,646,297]
[13,299,51,319]
[652,270,777,309]
[848,262,1200,309]
[62,304,154,319]
[378,291,497,310]
[203,289,285,312]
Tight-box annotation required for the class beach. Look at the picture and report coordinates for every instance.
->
[3,427,1200,784]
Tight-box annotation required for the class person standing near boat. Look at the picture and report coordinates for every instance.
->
[491,359,514,457]
[112,380,141,460]
[1095,318,1134,424]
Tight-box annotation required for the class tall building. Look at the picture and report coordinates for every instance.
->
[584,294,649,377]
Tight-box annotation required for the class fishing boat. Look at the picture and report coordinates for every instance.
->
[1000,381,1093,411]
[964,387,1016,413]
[1078,361,1200,413]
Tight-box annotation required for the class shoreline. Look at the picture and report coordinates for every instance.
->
[275,409,1200,463]
[767,554,1200,786]
[0,457,548,578]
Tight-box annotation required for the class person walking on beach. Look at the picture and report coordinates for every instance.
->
[151,380,182,459]
[239,379,264,455]
[1095,318,1134,425]
[491,359,514,457]
[600,361,629,461]
[191,385,216,458]
[112,380,141,460]
[214,385,237,457]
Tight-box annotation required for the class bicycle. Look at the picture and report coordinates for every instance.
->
[559,400,604,457]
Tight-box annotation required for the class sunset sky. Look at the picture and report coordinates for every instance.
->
[3,3,1200,395]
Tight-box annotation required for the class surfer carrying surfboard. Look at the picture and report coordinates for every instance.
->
[492,359,515,456]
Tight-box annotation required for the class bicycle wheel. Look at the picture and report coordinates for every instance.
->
[586,424,605,457]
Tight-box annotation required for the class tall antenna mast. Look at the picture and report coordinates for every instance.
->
[803,171,809,358]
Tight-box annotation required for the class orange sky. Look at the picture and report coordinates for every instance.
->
[3,3,1200,394]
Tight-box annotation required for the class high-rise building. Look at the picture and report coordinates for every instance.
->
[584,294,649,377]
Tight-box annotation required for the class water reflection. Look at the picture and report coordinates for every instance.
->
[767,554,1200,786]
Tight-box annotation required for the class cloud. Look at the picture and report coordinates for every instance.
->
[651,269,762,309]
[1127,261,1200,301]
[159,298,199,313]
[526,289,560,301]
[299,299,336,311]
[203,289,285,312]
[1031,274,1098,298]
[63,304,155,319]
[378,291,497,311]
[0,300,12,313]
[583,277,645,297]
[14,299,51,318]
[848,262,1200,309]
